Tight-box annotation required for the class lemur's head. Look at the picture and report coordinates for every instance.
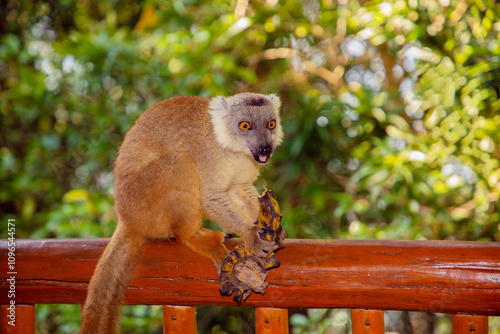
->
[209,93,283,164]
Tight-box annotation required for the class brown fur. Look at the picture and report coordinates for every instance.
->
[80,95,282,333]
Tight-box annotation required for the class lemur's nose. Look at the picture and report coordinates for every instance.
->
[259,145,272,155]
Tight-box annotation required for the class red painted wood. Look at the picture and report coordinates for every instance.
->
[255,308,288,334]
[163,305,197,334]
[351,309,384,334]
[1,304,35,333]
[452,314,488,334]
[0,239,499,314]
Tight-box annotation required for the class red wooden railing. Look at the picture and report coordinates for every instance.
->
[1,238,499,333]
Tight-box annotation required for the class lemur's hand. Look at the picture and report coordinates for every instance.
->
[274,225,286,249]
[245,225,284,258]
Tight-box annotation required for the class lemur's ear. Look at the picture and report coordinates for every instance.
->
[267,94,281,112]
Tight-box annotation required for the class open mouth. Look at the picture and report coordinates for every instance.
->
[253,154,270,164]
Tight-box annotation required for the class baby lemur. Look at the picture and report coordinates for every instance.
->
[80,93,283,333]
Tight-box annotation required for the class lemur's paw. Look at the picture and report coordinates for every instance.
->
[219,245,280,304]
[274,225,286,249]
[255,224,286,251]
[246,226,283,257]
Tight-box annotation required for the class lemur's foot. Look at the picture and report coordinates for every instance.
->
[219,245,280,304]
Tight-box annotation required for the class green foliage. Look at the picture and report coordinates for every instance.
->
[1,0,499,333]
[36,304,81,333]
[266,0,500,243]
[290,309,350,334]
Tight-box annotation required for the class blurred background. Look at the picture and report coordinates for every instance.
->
[1,0,499,333]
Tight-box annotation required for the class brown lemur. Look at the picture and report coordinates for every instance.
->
[80,93,284,333]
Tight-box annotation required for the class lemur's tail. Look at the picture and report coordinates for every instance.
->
[80,223,145,334]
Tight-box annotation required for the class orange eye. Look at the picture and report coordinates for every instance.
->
[239,121,251,130]
[267,120,276,130]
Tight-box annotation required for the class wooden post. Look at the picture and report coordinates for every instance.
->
[255,307,288,334]
[351,309,384,334]
[1,304,35,334]
[452,315,488,334]
[163,305,197,334]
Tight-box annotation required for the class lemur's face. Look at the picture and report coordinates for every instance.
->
[209,93,283,163]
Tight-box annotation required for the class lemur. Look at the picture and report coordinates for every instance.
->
[80,93,283,333]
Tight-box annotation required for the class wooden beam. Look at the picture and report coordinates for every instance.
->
[0,239,499,315]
